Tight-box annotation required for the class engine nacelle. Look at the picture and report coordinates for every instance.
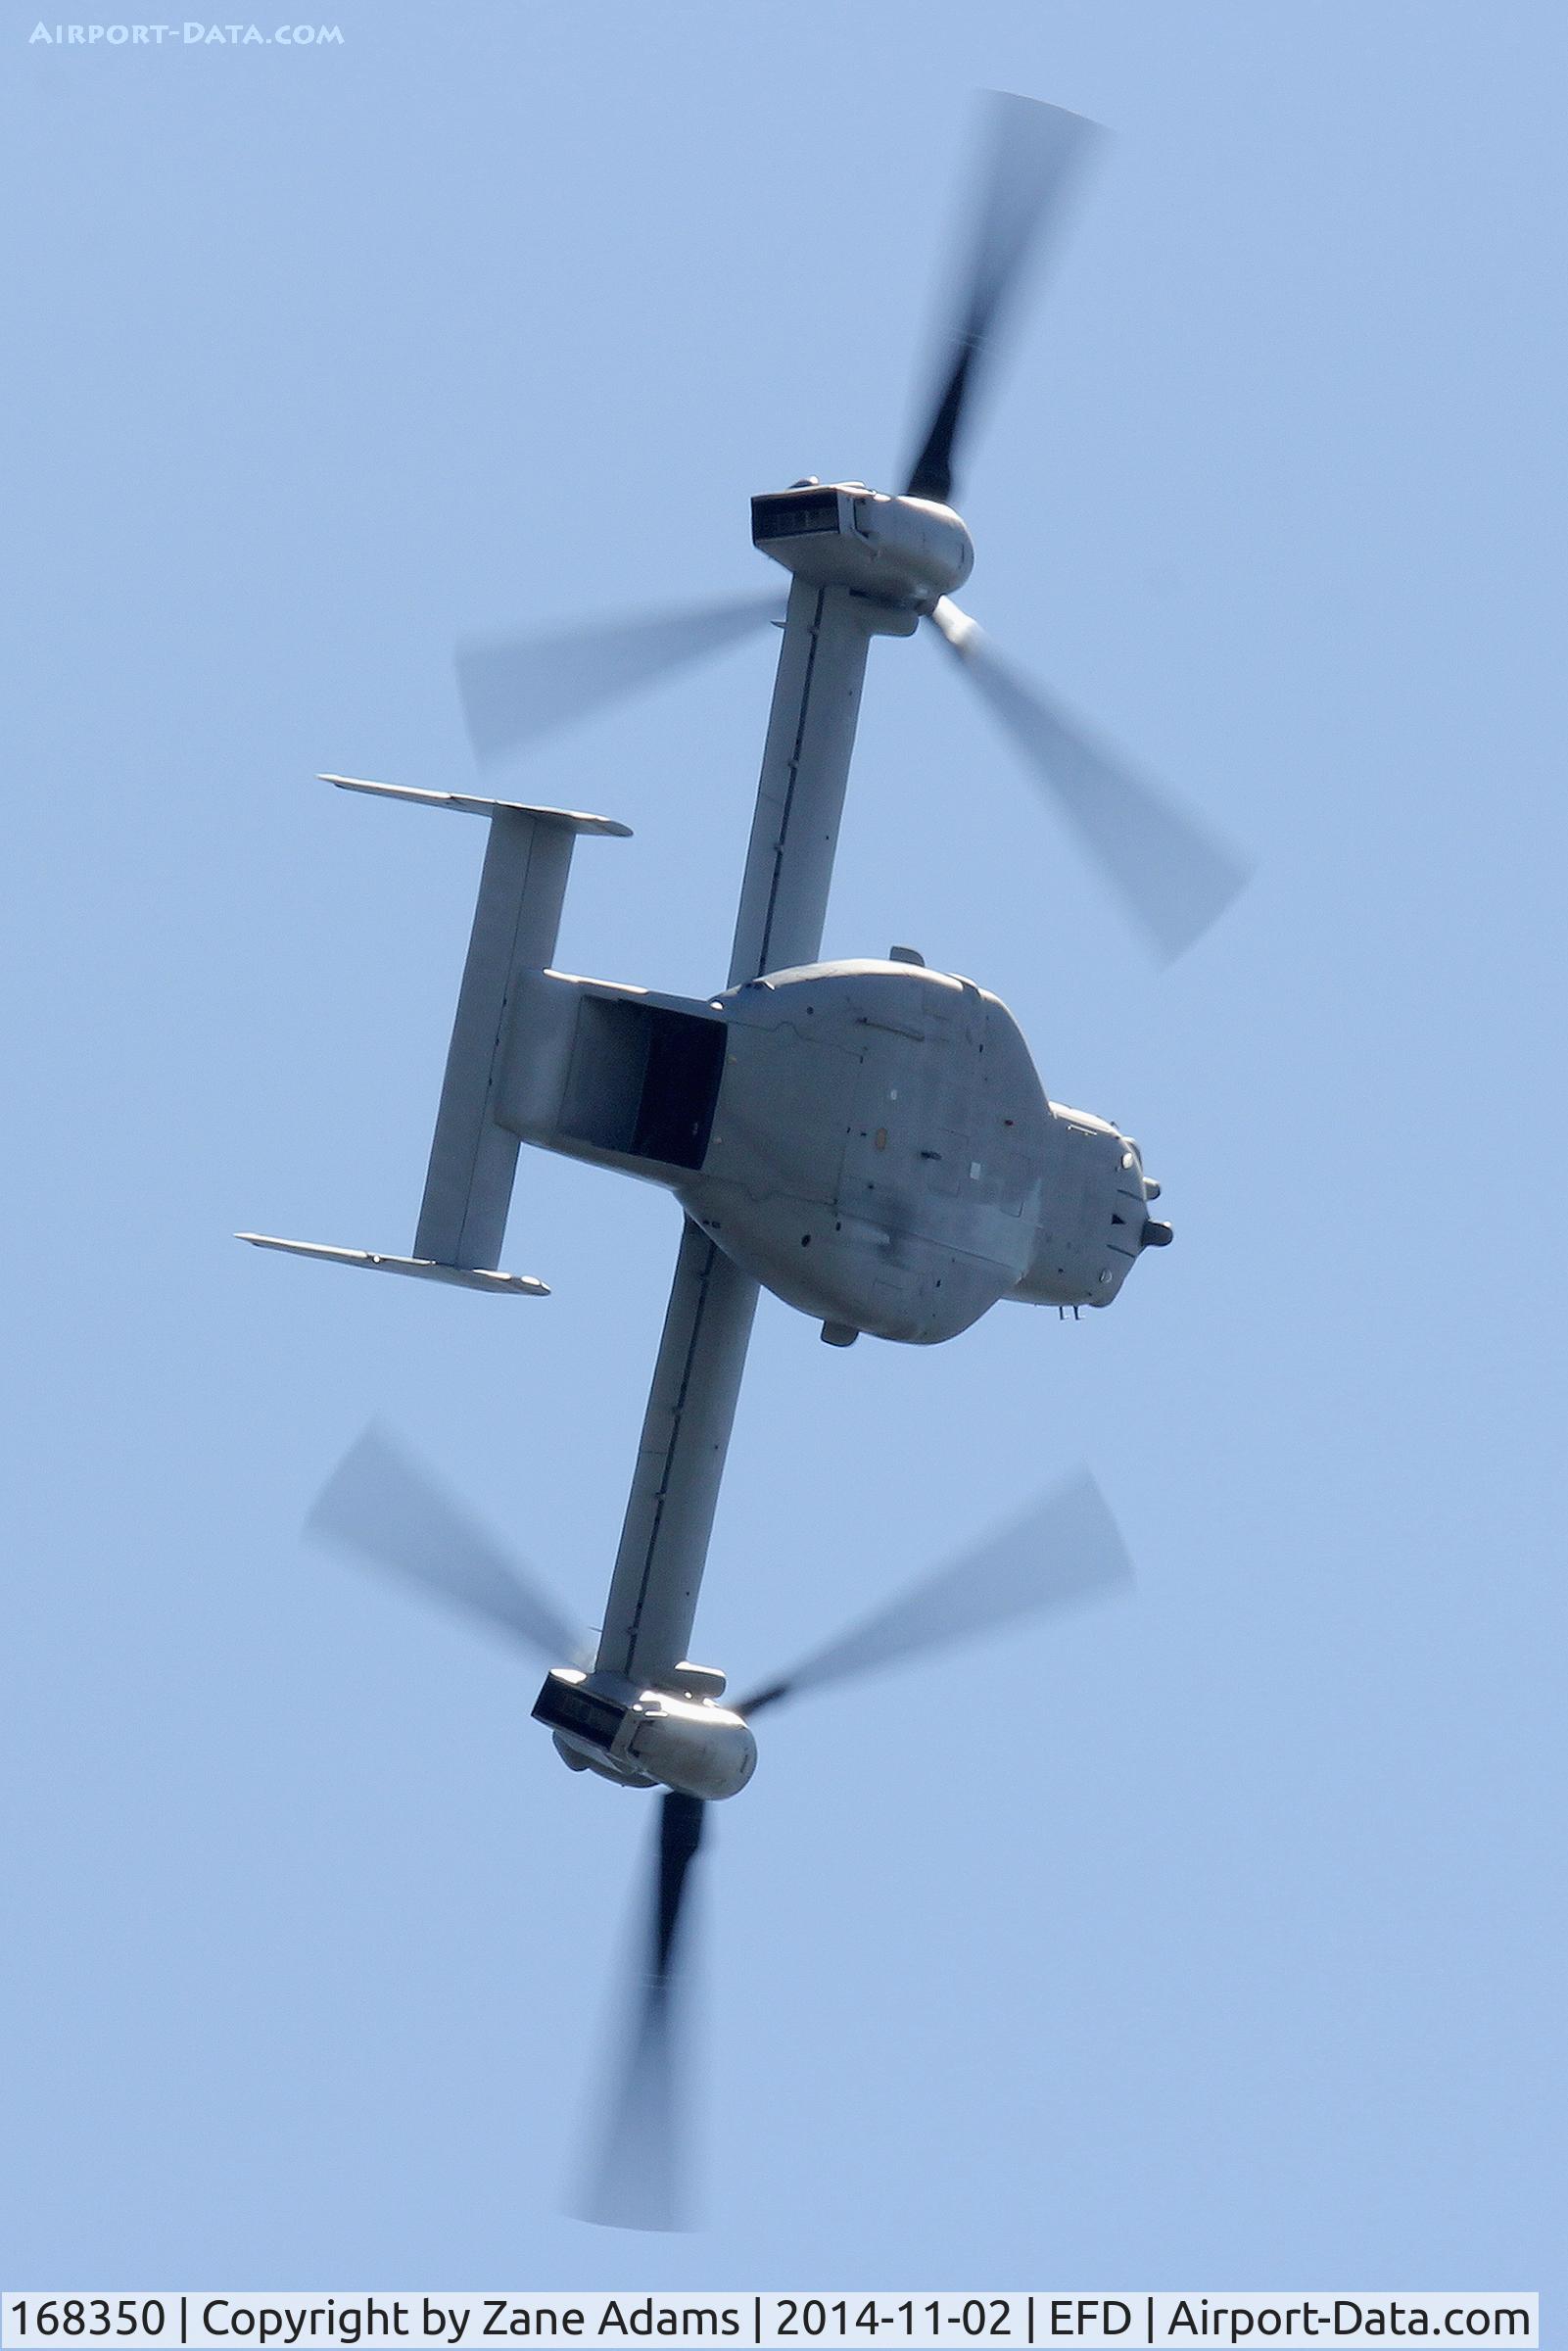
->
[751,482,974,606]
[532,1668,758,1800]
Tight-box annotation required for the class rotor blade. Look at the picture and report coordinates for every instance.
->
[572,1791,707,2232]
[929,600,1251,962]
[306,1423,577,1663]
[905,92,1103,506]
[739,1470,1131,1716]
[455,594,778,765]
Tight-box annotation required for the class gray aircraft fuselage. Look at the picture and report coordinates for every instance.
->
[499,955,1164,1345]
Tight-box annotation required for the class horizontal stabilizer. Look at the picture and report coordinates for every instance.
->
[236,1233,548,1297]
[319,775,631,838]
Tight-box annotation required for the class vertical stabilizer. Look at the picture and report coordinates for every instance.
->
[238,776,629,1295]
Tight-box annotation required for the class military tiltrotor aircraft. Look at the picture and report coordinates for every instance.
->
[241,94,1247,2227]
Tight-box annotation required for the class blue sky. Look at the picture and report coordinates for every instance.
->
[2,0,1563,2294]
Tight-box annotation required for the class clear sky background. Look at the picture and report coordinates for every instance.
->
[3,0,1563,2295]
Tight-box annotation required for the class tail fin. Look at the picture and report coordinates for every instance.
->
[239,775,629,1295]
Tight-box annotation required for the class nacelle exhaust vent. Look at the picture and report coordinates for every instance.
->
[752,487,843,544]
